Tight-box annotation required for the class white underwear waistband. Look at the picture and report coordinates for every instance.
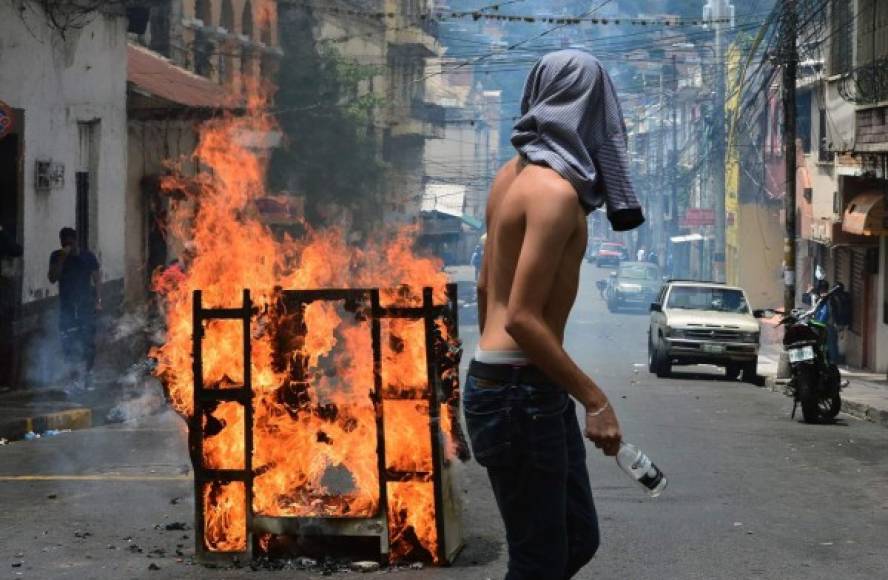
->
[473,346,530,366]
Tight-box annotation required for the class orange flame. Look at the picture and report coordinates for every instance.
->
[151,93,452,559]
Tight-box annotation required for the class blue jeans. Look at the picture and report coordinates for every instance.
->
[463,374,600,580]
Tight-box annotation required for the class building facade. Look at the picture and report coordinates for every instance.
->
[0,2,129,387]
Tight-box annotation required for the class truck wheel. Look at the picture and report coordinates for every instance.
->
[741,359,758,383]
[725,364,741,380]
[654,339,671,378]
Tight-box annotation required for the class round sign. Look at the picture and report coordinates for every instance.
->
[0,100,14,140]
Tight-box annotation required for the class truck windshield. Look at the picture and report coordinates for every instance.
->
[667,287,749,313]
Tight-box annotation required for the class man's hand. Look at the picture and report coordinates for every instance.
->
[584,403,622,456]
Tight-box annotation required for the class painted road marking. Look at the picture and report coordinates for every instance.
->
[0,475,192,481]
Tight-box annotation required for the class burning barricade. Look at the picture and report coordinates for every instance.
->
[150,100,467,564]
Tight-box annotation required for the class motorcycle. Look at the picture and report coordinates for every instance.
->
[766,286,843,424]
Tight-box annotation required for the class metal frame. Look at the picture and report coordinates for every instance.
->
[191,284,462,564]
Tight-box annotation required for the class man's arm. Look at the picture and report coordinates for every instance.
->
[504,186,621,455]
[48,250,65,283]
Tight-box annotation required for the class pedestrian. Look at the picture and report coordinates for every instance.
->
[813,280,839,363]
[647,248,658,265]
[48,227,102,390]
[470,240,484,283]
[636,245,646,262]
[466,49,643,580]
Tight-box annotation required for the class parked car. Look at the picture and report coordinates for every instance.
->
[648,280,764,382]
[585,238,605,262]
[598,262,662,312]
[594,242,627,267]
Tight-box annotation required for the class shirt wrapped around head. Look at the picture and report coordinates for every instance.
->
[511,49,645,231]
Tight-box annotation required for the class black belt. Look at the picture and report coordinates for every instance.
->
[468,359,559,387]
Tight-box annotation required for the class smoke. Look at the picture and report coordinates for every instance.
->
[104,305,169,424]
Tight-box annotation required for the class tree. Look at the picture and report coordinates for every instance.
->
[269,6,386,229]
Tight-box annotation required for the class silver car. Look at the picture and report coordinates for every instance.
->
[648,281,763,382]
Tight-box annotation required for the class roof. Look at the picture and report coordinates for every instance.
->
[421,184,466,218]
[127,43,235,109]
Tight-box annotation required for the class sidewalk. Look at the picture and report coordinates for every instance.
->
[0,360,165,443]
[758,344,888,427]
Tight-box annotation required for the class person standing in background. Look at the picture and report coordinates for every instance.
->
[636,245,646,262]
[48,227,101,390]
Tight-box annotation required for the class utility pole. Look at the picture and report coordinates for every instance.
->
[670,54,678,251]
[657,70,665,260]
[704,0,732,282]
[781,0,798,314]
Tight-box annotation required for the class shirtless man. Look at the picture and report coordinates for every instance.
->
[463,50,644,580]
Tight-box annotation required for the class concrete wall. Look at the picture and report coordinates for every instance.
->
[736,202,784,310]
[125,120,199,305]
[0,4,128,305]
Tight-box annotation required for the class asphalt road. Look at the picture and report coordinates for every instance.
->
[2,262,887,579]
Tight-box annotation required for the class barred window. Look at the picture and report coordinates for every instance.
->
[829,0,854,76]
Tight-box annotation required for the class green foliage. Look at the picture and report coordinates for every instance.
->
[269,10,386,225]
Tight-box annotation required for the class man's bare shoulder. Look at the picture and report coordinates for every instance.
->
[511,163,582,218]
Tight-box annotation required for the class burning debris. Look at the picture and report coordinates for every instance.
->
[150,95,468,564]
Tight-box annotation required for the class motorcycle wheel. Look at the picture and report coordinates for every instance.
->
[820,392,842,419]
[797,367,823,424]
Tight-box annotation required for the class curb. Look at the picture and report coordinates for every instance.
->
[0,407,92,442]
[761,375,888,428]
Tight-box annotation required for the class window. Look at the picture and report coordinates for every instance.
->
[818,108,834,162]
[666,286,749,314]
[241,1,254,82]
[829,0,853,75]
[219,0,235,85]
[193,0,213,77]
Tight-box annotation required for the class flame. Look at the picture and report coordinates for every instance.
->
[388,481,439,563]
[203,481,247,552]
[151,93,453,560]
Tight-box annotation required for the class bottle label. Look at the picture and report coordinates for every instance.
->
[638,462,664,490]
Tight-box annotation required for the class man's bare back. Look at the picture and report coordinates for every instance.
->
[476,155,622,456]
[479,156,586,351]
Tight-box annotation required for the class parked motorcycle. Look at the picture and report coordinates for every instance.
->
[761,286,843,424]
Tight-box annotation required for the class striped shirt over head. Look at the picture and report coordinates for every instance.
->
[511,49,645,232]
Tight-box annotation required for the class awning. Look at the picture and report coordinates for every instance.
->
[460,215,484,230]
[842,191,888,236]
[127,42,236,110]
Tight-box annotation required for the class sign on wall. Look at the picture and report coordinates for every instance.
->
[0,99,14,140]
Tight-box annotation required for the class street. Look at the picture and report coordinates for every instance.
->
[2,264,887,580]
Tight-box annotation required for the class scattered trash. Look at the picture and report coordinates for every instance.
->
[47,494,57,500]
[163,522,189,531]
[350,561,380,573]
[11,562,22,568]
[169,497,182,505]
[0,438,8,445]
[733,522,743,527]
[148,562,161,571]
[295,557,317,569]
[409,562,424,569]
[23,432,40,441]
[73,530,92,539]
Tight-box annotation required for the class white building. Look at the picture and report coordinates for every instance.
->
[0,3,129,386]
